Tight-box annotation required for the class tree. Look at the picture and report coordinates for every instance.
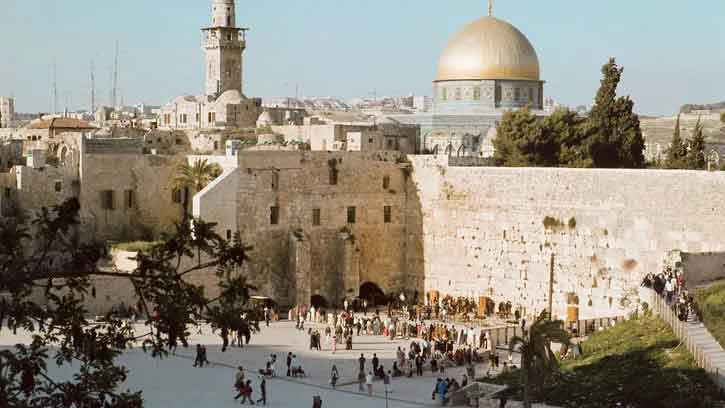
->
[720,112,725,124]
[665,114,687,169]
[686,116,706,170]
[174,159,222,193]
[547,108,590,168]
[509,311,571,408]
[0,199,253,407]
[586,58,646,168]
[493,108,559,167]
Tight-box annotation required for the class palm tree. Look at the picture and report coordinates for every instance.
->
[509,311,571,408]
[174,159,222,216]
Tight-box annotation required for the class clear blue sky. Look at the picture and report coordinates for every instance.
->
[1,0,724,115]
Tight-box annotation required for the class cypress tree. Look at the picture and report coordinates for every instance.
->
[586,58,646,168]
[665,114,687,169]
[686,116,706,169]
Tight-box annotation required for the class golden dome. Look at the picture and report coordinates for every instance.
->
[435,16,540,82]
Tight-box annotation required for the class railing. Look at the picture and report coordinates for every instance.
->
[648,290,725,389]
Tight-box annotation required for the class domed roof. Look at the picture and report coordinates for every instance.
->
[436,16,540,82]
[256,110,273,126]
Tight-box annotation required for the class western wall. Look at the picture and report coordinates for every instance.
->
[408,155,725,320]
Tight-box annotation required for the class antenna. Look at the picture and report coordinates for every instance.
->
[488,0,493,16]
[90,60,96,114]
[52,59,58,115]
[112,40,119,109]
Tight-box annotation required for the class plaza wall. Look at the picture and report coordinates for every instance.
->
[407,156,725,320]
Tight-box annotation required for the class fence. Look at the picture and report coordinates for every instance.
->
[648,289,725,389]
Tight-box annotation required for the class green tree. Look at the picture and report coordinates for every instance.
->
[547,108,591,168]
[493,108,559,167]
[509,311,572,408]
[686,117,706,169]
[586,58,646,168]
[665,114,687,169]
[720,112,725,124]
[0,199,253,407]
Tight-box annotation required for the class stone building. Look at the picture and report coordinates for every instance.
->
[158,0,262,130]
[390,8,547,157]
[0,97,14,128]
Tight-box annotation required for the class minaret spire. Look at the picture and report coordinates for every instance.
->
[488,0,493,16]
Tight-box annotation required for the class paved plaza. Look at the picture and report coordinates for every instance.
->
[0,318,518,407]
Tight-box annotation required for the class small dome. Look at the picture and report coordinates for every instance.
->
[436,16,540,82]
[256,110,273,126]
[216,90,244,105]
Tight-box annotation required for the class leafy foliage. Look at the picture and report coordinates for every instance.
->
[174,159,222,192]
[695,280,725,349]
[685,117,706,170]
[0,199,254,407]
[494,58,645,168]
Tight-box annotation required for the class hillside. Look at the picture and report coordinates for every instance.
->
[640,113,725,145]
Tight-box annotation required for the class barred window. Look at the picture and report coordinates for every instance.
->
[347,206,356,224]
[100,190,115,210]
[384,206,392,224]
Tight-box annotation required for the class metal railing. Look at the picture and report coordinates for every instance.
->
[649,290,725,389]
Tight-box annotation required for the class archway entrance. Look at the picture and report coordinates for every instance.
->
[359,282,386,306]
[310,295,328,309]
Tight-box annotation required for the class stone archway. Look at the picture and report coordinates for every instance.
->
[310,294,328,309]
[359,282,386,307]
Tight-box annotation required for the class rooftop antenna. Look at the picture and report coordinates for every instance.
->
[488,0,493,16]
[90,60,96,114]
[111,40,119,109]
[52,59,58,115]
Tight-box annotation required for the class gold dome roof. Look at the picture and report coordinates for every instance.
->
[435,16,540,82]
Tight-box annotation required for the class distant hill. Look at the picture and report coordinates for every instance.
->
[641,113,725,145]
[680,102,725,114]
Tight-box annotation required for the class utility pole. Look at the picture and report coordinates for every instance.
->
[548,252,555,319]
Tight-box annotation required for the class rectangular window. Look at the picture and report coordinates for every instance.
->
[312,209,321,226]
[124,190,135,209]
[171,188,182,203]
[54,181,62,192]
[329,167,338,185]
[514,88,521,101]
[383,175,390,190]
[4,187,10,198]
[384,206,392,224]
[347,206,356,224]
[100,190,115,210]
[271,172,279,191]
[208,112,216,124]
[180,114,187,124]
[196,113,201,123]
[270,206,279,225]
[226,230,232,240]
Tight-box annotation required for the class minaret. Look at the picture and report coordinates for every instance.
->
[202,0,248,99]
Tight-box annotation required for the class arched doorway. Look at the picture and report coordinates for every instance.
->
[359,282,386,306]
[310,295,328,309]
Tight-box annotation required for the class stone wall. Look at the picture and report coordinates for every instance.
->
[407,156,725,320]
[194,151,423,307]
[79,142,184,241]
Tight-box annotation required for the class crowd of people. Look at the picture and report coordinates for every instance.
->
[641,267,698,322]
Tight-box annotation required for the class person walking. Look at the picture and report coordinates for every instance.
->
[233,366,246,401]
[193,344,204,367]
[256,378,267,405]
[240,380,255,405]
[358,354,366,372]
[358,369,366,392]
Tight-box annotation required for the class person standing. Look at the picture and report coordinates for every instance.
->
[264,307,270,327]
[330,365,340,389]
[240,380,254,405]
[331,333,337,354]
[366,371,374,396]
[256,377,267,405]
[358,354,366,373]
[233,366,246,401]
[193,344,204,367]
[358,369,366,392]
[372,353,379,373]
[286,352,292,376]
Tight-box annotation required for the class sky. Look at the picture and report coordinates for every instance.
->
[1,0,724,116]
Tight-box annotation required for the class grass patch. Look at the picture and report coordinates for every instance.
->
[112,241,161,253]
[488,314,721,407]
[695,280,725,348]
